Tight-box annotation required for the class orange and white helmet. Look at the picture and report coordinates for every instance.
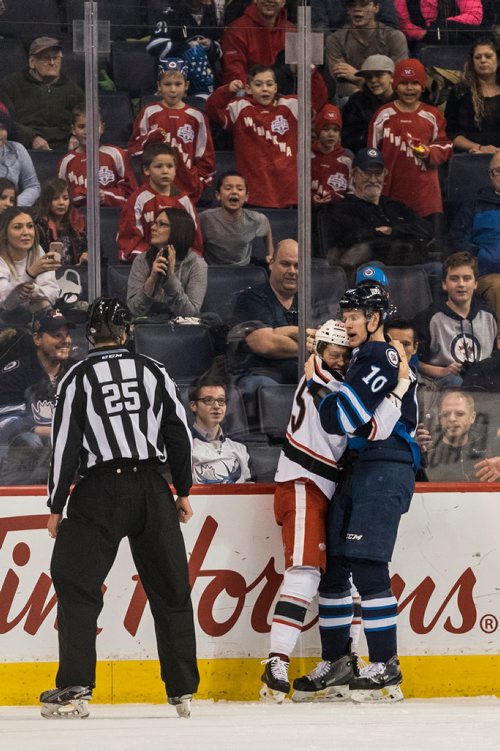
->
[314,319,350,353]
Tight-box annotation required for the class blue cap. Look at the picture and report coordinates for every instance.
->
[158,58,189,79]
[352,147,385,171]
[355,265,389,288]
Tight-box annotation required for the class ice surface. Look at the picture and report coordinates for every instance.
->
[0,697,499,751]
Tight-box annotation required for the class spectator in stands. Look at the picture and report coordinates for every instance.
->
[463,331,500,391]
[384,317,420,372]
[34,178,87,266]
[311,0,399,32]
[117,143,203,262]
[189,376,251,484]
[342,55,395,154]
[58,105,137,210]
[0,108,40,208]
[311,104,352,206]
[0,178,16,214]
[445,36,500,154]
[0,207,60,319]
[395,0,484,46]
[0,308,76,485]
[200,171,273,265]
[0,37,84,151]
[127,207,207,319]
[147,0,223,98]
[368,58,452,220]
[325,0,408,100]
[322,147,435,274]
[128,59,215,204]
[414,251,497,388]
[206,64,326,208]
[449,151,500,327]
[420,390,499,482]
[230,239,300,420]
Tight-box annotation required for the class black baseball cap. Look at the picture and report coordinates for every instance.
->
[33,308,74,334]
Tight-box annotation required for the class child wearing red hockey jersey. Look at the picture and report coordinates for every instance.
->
[311,104,352,205]
[128,59,215,205]
[368,58,452,218]
[117,143,203,263]
[205,64,327,209]
[58,105,137,209]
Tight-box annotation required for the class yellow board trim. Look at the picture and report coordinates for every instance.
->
[1,656,499,705]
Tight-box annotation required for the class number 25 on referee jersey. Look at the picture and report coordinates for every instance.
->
[102,381,141,414]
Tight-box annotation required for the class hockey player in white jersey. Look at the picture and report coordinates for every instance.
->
[260,319,410,703]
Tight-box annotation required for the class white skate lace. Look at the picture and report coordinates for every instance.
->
[307,660,333,680]
[359,661,385,678]
[261,656,289,682]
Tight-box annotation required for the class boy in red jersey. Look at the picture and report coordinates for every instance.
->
[58,105,137,209]
[206,64,327,208]
[368,58,452,219]
[128,59,215,205]
[311,104,352,205]
[117,143,203,263]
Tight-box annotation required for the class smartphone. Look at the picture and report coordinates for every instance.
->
[48,242,63,263]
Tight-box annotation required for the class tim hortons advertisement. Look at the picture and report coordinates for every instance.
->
[0,490,498,662]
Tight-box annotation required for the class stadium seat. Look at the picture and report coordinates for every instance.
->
[99,92,134,147]
[201,265,268,323]
[111,41,156,97]
[134,323,216,385]
[29,150,64,185]
[383,265,433,320]
[56,265,88,303]
[311,265,349,326]
[66,0,146,40]
[107,265,130,302]
[99,207,122,263]
[0,1,62,39]
[0,39,27,80]
[446,153,491,205]
[256,384,296,444]
[259,208,298,244]
[419,45,469,71]
[247,444,281,482]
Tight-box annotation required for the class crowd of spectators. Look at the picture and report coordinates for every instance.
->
[1,1,500,486]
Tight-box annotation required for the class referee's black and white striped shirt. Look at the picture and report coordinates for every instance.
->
[47,346,193,513]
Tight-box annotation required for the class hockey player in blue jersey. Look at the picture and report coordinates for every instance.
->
[295,284,419,702]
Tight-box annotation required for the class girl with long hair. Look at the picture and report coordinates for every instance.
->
[34,178,87,265]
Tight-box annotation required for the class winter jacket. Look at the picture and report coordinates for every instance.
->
[0,70,83,151]
[395,0,483,41]
[445,85,500,148]
[449,186,500,276]
[342,88,397,153]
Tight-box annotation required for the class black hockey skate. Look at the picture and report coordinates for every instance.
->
[349,655,404,702]
[40,686,92,719]
[259,655,290,703]
[292,654,353,702]
[168,694,192,718]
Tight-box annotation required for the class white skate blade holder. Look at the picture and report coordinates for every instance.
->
[41,699,90,719]
[350,684,404,703]
[292,684,350,703]
[259,683,287,704]
[168,694,192,718]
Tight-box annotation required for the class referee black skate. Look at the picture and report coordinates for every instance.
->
[40,298,199,719]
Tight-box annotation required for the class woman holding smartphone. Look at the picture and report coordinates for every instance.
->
[0,206,60,317]
[127,207,207,319]
[34,178,87,265]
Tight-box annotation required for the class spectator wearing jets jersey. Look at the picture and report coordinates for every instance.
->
[300,284,419,702]
[128,60,215,205]
[41,297,198,720]
[205,63,327,208]
[311,104,352,207]
[58,105,137,210]
[117,143,203,263]
[261,317,411,703]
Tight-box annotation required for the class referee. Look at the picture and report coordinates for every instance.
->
[40,297,199,720]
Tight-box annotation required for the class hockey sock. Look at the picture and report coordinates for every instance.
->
[361,590,398,663]
[349,594,362,654]
[269,566,320,658]
[318,589,353,662]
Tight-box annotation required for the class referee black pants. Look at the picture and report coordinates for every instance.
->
[50,465,199,699]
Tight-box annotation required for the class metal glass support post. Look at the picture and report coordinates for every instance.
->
[84,1,101,301]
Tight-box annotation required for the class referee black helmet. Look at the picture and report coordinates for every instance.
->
[86,297,131,343]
